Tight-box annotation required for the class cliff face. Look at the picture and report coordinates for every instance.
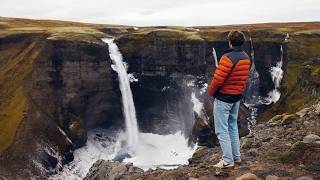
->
[31,37,123,135]
[0,20,126,178]
[258,28,320,120]
[0,18,319,179]
[298,58,320,97]
[114,28,287,144]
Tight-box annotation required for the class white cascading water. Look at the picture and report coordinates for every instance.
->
[103,38,196,169]
[243,33,260,131]
[244,33,261,106]
[265,45,284,104]
[103,38,139,150]
[49,39,196,180]
[191,92,203,117]
[244,34,285,130]
[285,33,290,42]
[212,47,218,68]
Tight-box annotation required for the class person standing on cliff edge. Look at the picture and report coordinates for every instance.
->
[208,30,251,169]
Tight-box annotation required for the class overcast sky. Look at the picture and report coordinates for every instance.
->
[1,0,319,26]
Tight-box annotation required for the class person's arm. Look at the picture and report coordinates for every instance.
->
[208,55,233,96]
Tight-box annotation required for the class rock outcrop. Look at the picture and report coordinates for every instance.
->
[84,160,144,180]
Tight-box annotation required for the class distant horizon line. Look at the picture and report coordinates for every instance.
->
[1,16,319,28]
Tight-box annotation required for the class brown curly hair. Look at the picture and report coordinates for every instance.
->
[227,30,245,46]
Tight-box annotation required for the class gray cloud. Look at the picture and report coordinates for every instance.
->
[0,0,319,26]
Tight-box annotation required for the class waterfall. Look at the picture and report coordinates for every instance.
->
[285,33,290,42]
[250,35,255,61]
[244,32,284,106]
[243,32,261,132]
[102,38,139,149]
[212,47,218,67]
[244,34,261,107]
[265,45,284,104]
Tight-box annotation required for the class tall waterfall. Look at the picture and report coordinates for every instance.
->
[103,38,139,149]
[265,45,284,104]
[243,33,260,131]
[244,34,261,107]
[212,47,218,67]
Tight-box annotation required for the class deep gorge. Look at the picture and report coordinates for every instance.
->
[0,18,319,179]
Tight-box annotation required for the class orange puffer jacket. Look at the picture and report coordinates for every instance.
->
[208,46,251,103]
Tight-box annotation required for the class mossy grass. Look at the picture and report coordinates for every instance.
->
[124,28,204,41]
[0,40,42,153]
[191,146,209,159]
[0,87,27,152]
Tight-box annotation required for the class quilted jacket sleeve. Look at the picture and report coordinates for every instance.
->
[208,55,233,96]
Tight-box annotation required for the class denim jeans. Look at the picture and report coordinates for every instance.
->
[213,98,241,164]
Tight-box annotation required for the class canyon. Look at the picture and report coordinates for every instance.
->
[0,17,319,179]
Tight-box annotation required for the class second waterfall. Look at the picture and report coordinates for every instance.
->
[103,38,139,150]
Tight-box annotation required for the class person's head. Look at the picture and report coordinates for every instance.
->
[227,30,245,47]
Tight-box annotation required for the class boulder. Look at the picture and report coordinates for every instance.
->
[303,134,320,143]
[84,160,143,180]
[236,173,259,180]
[188,146,215,165]
[266,175,281,180]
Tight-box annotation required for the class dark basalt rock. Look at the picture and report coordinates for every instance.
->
[116,33,264,146]
[84,160,143,180]
[298,58,320,97]
[0,35,125,179]
[252,41,284,97]
[30,37,125,137]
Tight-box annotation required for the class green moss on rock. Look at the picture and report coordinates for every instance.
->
[0,39,43,153]
[268,114,287,123]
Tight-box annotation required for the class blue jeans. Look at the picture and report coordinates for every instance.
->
[213,98,241,164]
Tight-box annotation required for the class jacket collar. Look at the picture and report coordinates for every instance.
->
[224,46,242,53]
